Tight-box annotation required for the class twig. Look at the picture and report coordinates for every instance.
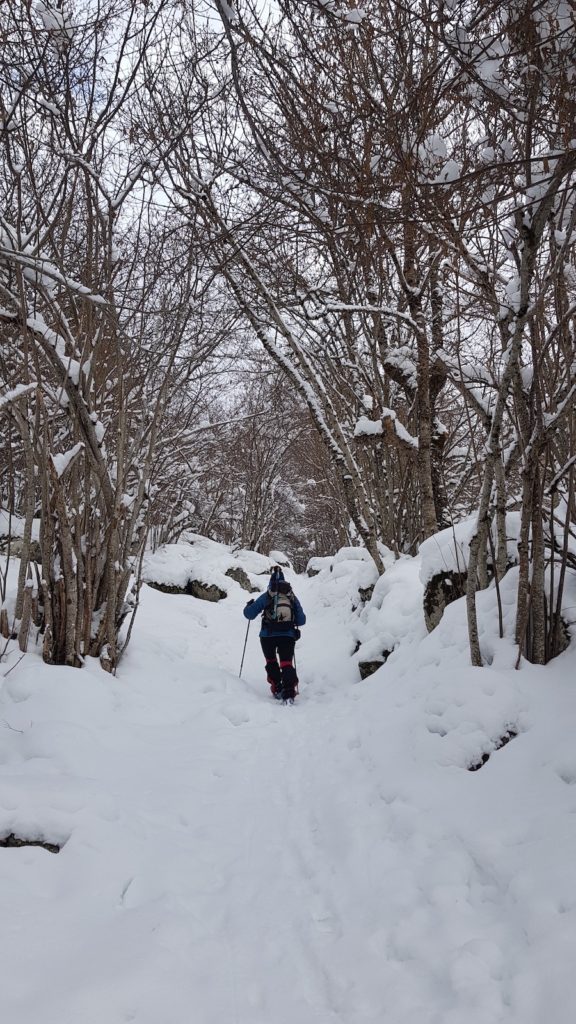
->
[1,652,26,678]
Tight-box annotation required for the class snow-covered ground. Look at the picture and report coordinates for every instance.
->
[1,544,575,1023]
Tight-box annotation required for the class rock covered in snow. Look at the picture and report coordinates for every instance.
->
[232,548,276,576]
[147,579,227,602]
[225,566,257,593]
[419,513,522,631]
[269,549,292,569]
[143,535,275,602]
[358,654,391,679]
[423,569,468,632]
[309,546,380,604]
[352,555,425,670]
[306,555,334,577]
[333,546,374,564]
[419,513,522,586]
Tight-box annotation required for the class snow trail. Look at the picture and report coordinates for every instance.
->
[1,565,575,1022]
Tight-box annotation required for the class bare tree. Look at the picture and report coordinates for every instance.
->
[0,0,223,668]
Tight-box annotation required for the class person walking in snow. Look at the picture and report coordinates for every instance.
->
[243,567,306,702]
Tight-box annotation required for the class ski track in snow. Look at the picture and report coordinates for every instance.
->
[1,567,576,1023]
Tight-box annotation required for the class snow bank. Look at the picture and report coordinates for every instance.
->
[353,555,426,663]
[232,547,275,575]
[306,554,334,575]
[304,546,380,611]
[419,512,522,584]
[144,536,254,593]
[269,549,292,569]
[143,535,298,598]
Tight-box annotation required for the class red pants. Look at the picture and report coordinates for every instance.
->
[260,637,298,698]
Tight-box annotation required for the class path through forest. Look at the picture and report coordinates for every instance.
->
[1,569,575,1023]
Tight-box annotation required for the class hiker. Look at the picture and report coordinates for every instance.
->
[243,566,306,701]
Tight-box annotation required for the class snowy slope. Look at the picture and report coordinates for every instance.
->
[0,547,575,1024]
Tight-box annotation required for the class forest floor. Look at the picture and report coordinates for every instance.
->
[0,559,575,1023]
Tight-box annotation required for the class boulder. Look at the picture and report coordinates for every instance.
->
[0,833,60,854]
[187,580,227,602]
[225,566,257,592]
[306,555,334,576]
[269,550,291,567]
[146,581,187,596]
[358,651,391,679]
[147,579,227,602]
[358,584,375,603]
[423,569,467,632]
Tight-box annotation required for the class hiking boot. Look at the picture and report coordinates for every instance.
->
[279,663,297,702]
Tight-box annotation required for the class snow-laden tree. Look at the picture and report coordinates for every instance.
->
[2,0,574,671]
[148,362,349,566]
[423,0,576,663]
[150,0,493,565]
[161,0,575,663]
[0,0,223,668]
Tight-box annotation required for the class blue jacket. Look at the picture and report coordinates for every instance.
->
[243,588,306,639]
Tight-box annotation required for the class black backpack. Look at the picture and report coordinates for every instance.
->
[262,581,295,631]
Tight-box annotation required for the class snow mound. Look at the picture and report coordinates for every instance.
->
[353,556,426,664]
[333,546,375,564]
[232,548,275,575]
[306,554,334,575]
[304,546,380,611]
[419,513,522,584]
[269,549,292,569]
[143,535,285,595]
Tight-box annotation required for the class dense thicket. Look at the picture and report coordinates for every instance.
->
[1,0,575,667]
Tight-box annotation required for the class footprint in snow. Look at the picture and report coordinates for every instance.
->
[427,719,448,737]
[555,760,576,785]
[222,705,250,727]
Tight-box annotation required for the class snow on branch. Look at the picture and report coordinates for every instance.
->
[0,382,37,414]
[322,301,419,331]
[50,443,84,479]
[382,347,417,396]
[0,244,107,306]
[354,415,383,437]
[547,455,576,494]
[24,314,83,385]
[314,1,368,24]
[354,410,418,450]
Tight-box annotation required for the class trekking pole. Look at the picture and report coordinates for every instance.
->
[239,620,251,678]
